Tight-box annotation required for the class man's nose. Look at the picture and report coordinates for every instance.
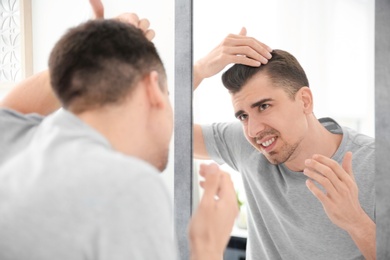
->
[247,117,265,138]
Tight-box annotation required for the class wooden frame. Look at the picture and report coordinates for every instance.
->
[0,0,32,91]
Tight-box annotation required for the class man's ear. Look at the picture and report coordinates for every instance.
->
[144,71,165,109]
[299,87,313,114]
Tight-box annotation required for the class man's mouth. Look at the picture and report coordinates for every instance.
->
[256,137,277,151]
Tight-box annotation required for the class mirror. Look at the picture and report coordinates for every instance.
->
[193,0,375,257]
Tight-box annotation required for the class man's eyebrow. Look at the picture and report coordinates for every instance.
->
[250,98,273,109]
[234,110,245,118]
[234,98,274,118]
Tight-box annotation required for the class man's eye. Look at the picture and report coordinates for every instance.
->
[259,104,270,111]
[237,114,248,121]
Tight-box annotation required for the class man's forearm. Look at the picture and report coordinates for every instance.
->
[0,70,61,115]
[193,62,204,90]
[348,215,376,260]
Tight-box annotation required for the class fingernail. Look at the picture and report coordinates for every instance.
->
[305,159,311,165]
[261,57,268,64]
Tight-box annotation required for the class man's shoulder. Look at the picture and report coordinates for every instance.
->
[319,117,374,149]
[0,108,44,125]
[0,108,45,166]
[202,121,245,141]
[342,126,375,150]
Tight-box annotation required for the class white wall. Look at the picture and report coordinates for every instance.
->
[31,0,175,198]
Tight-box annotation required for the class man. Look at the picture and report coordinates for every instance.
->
[193,29,375,260]
[0,9,238,260]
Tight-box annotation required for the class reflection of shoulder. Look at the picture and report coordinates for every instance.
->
[343,126,375,150]
[318,117,343,134]
[319,117,374,149]
[205,121,244,140]
[224,121,245,135]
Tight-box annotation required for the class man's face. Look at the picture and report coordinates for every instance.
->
[231,73,309,165]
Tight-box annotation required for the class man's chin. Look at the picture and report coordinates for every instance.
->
[264,153,286,165]
[156,155,169,172]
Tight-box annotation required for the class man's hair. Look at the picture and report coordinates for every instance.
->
[222,49,309,98]
[49,19,166,113]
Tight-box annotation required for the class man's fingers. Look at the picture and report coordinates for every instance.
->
[138,19,155,41]
[199,163,222,200]
[342,151,355,180]
[310,154,350,183]
[144,30,155,41]
[233,55,262,67]
[89,0,104,19]
[224,36,272,62]
[200,164,236,202]
[303,167,338,195]
[225,45,268,64]
[138,19,150,33]
[116,13,140,26]
[342,152,353,174]
[230,30,273,54]
[216,170,236,202]
[239,27,247,36]
[306,179,329,204]
[113,13,155,41]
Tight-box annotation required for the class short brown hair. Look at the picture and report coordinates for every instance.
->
[49,19,166,113]
[222,49,309,98]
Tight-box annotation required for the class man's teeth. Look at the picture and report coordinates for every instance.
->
[257,137,275,147]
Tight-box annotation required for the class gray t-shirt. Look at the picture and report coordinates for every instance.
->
[0,108,177,260]
[202,118,375,260]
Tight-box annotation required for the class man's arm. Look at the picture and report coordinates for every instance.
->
[193,28,272,159]
[0,70,60,115]
[193,124,211,160]
[189,163,239,260]
[348,214,376,260]
[304,152,376,260]
[193,27,272,90]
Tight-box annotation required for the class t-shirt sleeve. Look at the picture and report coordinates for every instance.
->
[0,108,43,166]
[201,121,253,171]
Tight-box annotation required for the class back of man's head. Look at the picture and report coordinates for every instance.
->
[49,19,166,113]
[222,49,309,99]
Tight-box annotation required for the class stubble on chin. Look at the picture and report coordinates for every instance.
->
[262,142,299,165]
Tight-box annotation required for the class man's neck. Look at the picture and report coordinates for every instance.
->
[75,105,149,160]
[284,118,343,172]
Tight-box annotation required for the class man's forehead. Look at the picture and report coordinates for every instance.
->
[246,71,273,86]
[230,78,289,108]
[232,74,275,97]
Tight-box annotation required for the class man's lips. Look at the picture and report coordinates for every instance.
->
[256,136,276,147]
